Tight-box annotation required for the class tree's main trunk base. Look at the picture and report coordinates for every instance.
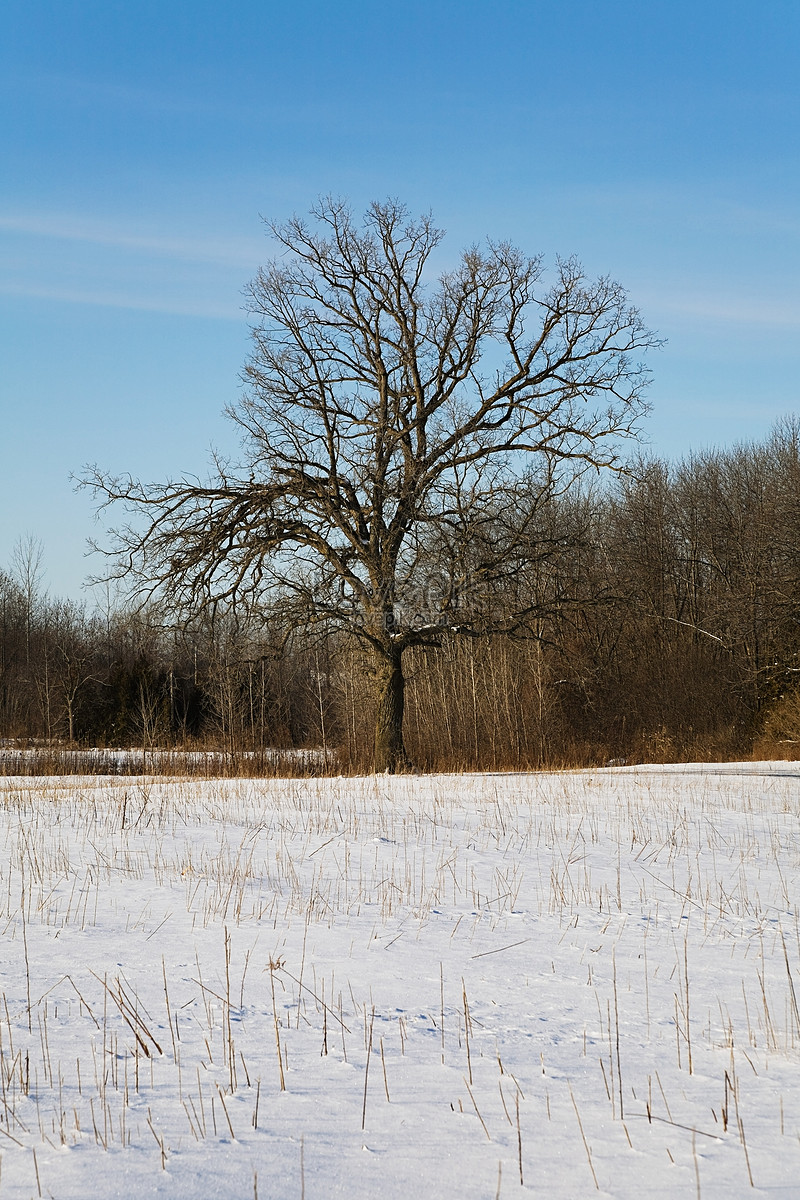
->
[373,652,411,774]
[374,753,415,775]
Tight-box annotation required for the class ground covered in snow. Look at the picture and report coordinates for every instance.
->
[0,763,799,1197]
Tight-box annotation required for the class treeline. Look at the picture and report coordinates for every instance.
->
[3,421,800,770]
[0,591,327,757]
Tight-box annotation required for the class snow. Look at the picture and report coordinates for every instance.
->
[0,747,323,774]
[0,764,799,1197]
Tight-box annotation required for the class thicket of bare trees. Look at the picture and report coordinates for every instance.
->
[0,544,328,760]
[3,419,800,770]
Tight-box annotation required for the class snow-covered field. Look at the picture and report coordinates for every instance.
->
[0,764,799,1198]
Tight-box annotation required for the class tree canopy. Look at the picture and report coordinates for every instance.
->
[84,198,658,770]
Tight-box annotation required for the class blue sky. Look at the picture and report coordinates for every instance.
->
[2,0,799,598]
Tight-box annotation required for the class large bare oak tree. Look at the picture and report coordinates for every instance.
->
[84,199,658,771]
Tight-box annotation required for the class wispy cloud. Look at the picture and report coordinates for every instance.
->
[0,281,241,320]
[549,181,800,240]
[638,290,800,330]
[0,212,263,268]
[1,68,231,120]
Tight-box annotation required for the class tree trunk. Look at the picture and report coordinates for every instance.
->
[373,648,411,773]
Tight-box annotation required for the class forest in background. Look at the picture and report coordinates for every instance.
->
[3,420,800,773]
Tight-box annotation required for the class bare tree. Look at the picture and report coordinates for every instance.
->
[11,535,45,670]
[83,199,657,771]
[47,601,99,744]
